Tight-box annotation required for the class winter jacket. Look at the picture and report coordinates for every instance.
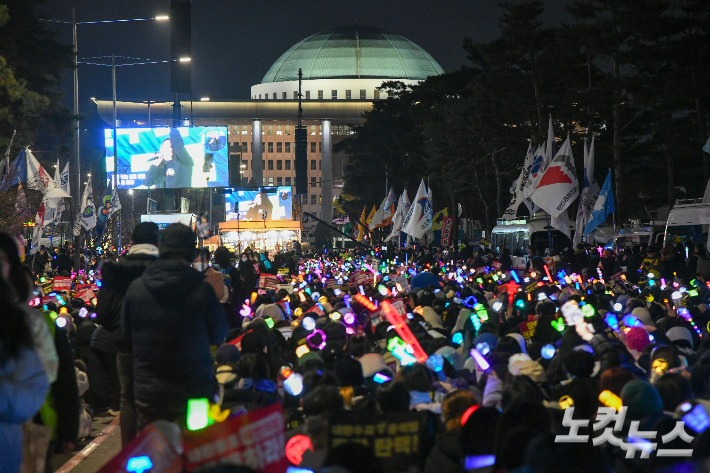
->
[0,346,50,473]
[423,428,465,473]
[122,259,229,407]
[23,307,59,383]
[95,245,158,354]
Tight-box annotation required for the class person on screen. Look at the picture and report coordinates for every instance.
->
[245,192,273,220]
[144,129,194,188]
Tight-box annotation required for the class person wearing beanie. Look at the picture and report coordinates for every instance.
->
[666,326,695,356]
[323,321,348,348]
[94,221,160,444]
[631,307,655,331]
[621,380,664,430]
[334,356,370,410]
[625,327,652,357]
[122,223,229,430]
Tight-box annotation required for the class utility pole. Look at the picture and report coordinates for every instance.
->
[72,9,82,270]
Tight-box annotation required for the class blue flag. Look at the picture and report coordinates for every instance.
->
[584,171,615,236]
[0,149,26,190]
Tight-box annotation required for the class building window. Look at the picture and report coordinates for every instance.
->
[242,142,248,153]
[268,125,273,135]
[310,125,316,136]
[242,127,248,135]
[268,177,274,186]
[360,89,366,100]
[285,176,291,185]
[285,160,291,170]
[311,177,316,188]
[268,160,273,170]
[259,94,262,99]
[242,160,248,170]
[272,93,276,100]
[346,90,351,100]
[261,143,265,153]
[277,142,282,153]
[268,142,273,153]
[276,159,282,170]
[305,91,310,100]
[285,142,291,153]
[319,142,322,153]
[293,91,298,99]
[311,194,317,205]
[285,125,291,135]
[318,90,323,100]
[332,90,337,99]
[282,92,287,99]
[277,176,282,186]
[262,160,265,169]
[310,142,316,154]
[319,195,322,204]
[319,125,322,135]
[310,159,316,170]
[319,159,322,170]
[374,89,380,100]
[276,125,282,135]
[263,177,266,185]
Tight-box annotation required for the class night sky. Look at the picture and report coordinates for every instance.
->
[39,0,573,112]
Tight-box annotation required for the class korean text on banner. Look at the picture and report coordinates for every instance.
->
[77,289,94,304]
[52,277,71,292]
[440,216,453,247]
[182,403,288,473]
[258,274,280,290]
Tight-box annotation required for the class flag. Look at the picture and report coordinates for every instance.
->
[110,185,121,218]
[0,149,26,191]
[402,179,433,239]
[523,144,547,198]
[380,188,397,226]
[60,161,70,194]
[573,137,601,247]
[530,136,579,217]
[431,208,448,231]
[96,179,115,237]
[365,205,377,237]
[26,149,51,190]
[0,129,16,184]
[545,115,555,170]
[385,189,409,242]
[551,211,571,238]
[75,177,96,235]
[30,198,48,254]
[368,196,387,230]
[355,206,367,242]
[584,171,614,235]
[15,182,28,216]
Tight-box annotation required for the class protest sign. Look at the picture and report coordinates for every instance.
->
[350,270,374,286]
[440,216,453,247]
[258,274,280,290]
[53,276,71,292]
[518,319,538,340]
[97,423,183,473]
[182,403,288,473]
[329,411,428,472]
[77,288,94,304]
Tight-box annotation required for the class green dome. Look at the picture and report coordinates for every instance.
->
[261,25,444,83]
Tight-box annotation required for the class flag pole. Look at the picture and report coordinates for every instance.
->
[610,168,616,232]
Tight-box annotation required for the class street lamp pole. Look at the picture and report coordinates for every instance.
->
[72,9,81,270]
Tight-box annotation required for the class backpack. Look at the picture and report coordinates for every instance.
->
[217,266,234,304]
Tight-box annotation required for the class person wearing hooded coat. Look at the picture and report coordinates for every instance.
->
[122,224,229,430]
[95,222,159,445]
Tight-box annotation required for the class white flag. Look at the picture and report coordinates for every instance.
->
[380,188,398,226]
[30,198,48,254]
[60,161,70,194]
[530,137,579,217]
[26,148,51,190]
[368,196,388,230]
[109,185,122,218]
[402,180,432,239]
[385,189,410,242]
[544,114,555,170]
[552,211,571,239]
[522,145,546,200]
[573,138,601,247]
[75,177,96,235]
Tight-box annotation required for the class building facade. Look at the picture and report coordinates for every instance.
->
[95,25,444,235]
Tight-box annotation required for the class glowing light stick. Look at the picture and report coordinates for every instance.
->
[469,348,490,371]
[186,398,209,431]
[78,307,88,318]
[126,456,153,473]
[373,373,391,384]
[470,314,481,331]
[264,317,274,329]
[306,329,326,350]
[613,303,622,312]
[302,317,316,331]
[296,345,310,358]
[476,342,490,356]
[251,292,258,304]
[387,336,417,365]
[353,293,377,311]
[460,405,480,426]
[284,373,304,396]
[381,299,428,363]
[343,312,355,325]
[599,390,622,411]
[56,316,68,328]
[541,344,555,359]
[605,313,619,332]
[544,265,552,281]
[452,332,463,345]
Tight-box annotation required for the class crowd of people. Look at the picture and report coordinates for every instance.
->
[5,224,710,473]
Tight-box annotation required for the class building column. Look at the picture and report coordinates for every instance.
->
[251,119,263,187]
[321,119,333,226]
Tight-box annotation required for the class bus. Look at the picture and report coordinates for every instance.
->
[664,199,710,251]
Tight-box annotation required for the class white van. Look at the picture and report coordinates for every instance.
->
[490,217,571,269]
[664,199,710,250]
[604,221,666,253]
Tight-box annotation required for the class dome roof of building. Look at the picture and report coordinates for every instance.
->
[261,25,444,83]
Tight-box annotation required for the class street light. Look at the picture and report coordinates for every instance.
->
[39,11,169,269]
[179,57,191,62]
[200,97,210,101]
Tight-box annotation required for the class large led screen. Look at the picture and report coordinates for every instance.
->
[105,127,228,189]
[225,187,293,221]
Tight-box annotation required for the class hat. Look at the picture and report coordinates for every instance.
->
[240,331,266,355]
[506,333,527,354]
[298,350,323,367]
[516,360,547,383]
[631,307,654,328]
[216,344,241,364]
[473,333,498,352]
[621,380,663,421]
[321,342,345,368]
[626,327,651,353]
[435,346,463,371]
[666,326,694,350]
[508,353,532,375]
[421,306,444,329]
[563,350,595,378]
[255,304,285,322]
[324,321,347,343]
[159,223,197,259]
[334,356,364,387]
[215,364,238,385]
[359,353,391,378]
